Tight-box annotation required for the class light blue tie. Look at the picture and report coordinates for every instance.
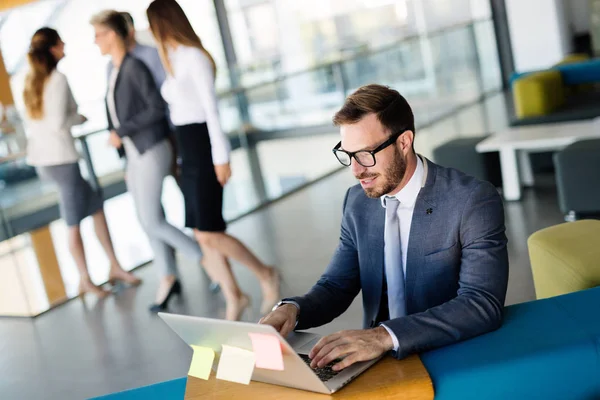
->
[384,197,406,319]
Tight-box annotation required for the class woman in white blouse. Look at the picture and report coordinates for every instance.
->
[147,0,279,321]
[23,27,140,298]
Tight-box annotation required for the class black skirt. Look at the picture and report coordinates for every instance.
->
[174,123,226,232]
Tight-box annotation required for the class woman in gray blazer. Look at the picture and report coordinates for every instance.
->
[91,11,203,311]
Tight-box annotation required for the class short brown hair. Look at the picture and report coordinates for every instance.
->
[90,10,129,41]
[333,84,415,137]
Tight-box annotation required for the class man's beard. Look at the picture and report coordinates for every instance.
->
[358,148,407,198]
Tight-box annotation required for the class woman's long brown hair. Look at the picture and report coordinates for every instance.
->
[23,27,60,119]
[146,0,217,79]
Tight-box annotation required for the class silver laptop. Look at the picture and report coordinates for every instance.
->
[158,312,381,394]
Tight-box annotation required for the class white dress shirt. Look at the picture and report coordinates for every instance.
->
[107,66,120,129]
[25,70,85,166]
[160,45,230,165]
[106,65,139,159]
[380,156,425,352]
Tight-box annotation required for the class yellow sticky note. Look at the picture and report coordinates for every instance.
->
[248,333,284,371]
[216,345,256,385]
[188,345,215,380]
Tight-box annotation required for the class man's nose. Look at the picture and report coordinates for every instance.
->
[350,158,366,176]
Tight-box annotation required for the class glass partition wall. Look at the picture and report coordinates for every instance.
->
[0,0,501,316]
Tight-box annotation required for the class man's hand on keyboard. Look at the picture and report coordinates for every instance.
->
[309,327,394,371]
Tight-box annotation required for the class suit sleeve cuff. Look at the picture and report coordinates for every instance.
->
[380,323,400,353]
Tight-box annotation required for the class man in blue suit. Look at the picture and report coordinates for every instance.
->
[260,84,509,371]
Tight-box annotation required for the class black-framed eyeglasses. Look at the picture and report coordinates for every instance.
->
[332,130,405,167]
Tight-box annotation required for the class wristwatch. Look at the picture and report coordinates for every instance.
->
[271,300,299,312]
[272,300,300,325]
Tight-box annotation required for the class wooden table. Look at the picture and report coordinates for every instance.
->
[184,354,433,400]
[475,120,600,201]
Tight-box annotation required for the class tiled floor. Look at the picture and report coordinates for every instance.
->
[0,93,569,399]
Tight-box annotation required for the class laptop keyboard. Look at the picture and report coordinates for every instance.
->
[299,354,340,382]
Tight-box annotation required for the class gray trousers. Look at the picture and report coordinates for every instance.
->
[124,138,202,277]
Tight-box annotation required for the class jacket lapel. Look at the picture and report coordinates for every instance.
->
[113,54,128,91]
[405,157,437,313]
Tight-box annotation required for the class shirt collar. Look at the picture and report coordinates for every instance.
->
[380,155,424,208]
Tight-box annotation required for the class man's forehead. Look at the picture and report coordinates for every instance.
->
[340,121,388,151]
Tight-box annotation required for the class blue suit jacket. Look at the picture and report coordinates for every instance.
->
[290,157,509,359]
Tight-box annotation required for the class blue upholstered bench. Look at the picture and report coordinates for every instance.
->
[421,287,600,400]
[93,288,600,399]
[89,377,187,400]
[510,59,600,86]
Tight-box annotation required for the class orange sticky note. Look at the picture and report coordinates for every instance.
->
[188,346,215,380]
[248,332,284,371]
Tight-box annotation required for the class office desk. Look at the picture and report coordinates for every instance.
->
[185,355,433,399]
[475,120,600,201]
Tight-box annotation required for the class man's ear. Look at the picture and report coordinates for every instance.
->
[399,130,414,153]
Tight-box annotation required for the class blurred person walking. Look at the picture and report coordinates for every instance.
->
[110,11,182,183]
[147,0,280,321]
[91,11,204,311]
[23,27,140,299]
[118,10,219,292]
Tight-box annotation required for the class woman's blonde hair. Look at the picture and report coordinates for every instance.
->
[23,27,60,120]
[146,0,217,79]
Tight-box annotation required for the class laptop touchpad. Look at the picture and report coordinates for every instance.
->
[295,337,320,355]
[287,332,320,354]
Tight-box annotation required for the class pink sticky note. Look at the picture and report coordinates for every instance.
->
[248,332,284,371]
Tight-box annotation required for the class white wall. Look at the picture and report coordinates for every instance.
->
[505,0,573,71]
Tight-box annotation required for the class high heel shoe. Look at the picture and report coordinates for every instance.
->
[149,280,182,313]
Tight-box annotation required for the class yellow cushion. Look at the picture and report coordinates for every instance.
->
[513,71,565,118]
[528,220,600,299]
